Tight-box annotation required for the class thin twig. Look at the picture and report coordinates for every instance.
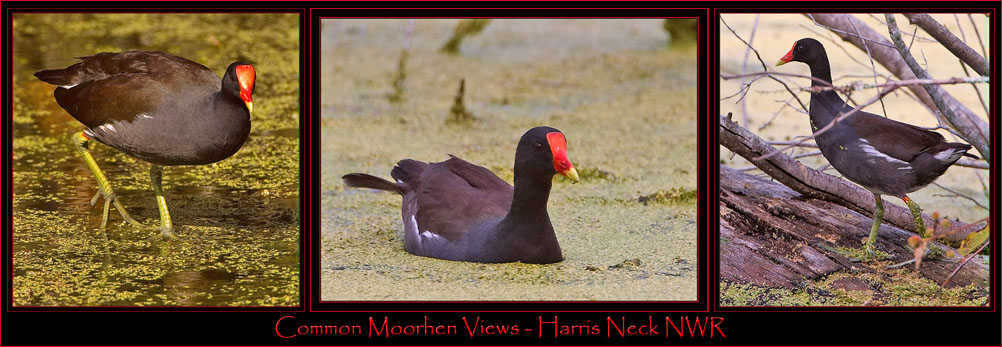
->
[767,141,818,148]
[737,152,823,171]
[931,183,989,210]
[905,14,989,76]
[952,14,990,117]
[867,14,937,42]
[720,16,808,111]
[968,14,988,61]
[798,24,875,71]
[807,14,896,48]
[847,14,888,118]
[739,14,760,128]
[723,72,987,93]
[942,240,989,288]
[800,76,989,93]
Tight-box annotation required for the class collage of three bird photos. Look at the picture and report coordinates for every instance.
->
[1,5,997,347]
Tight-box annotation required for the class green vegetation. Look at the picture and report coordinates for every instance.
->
[721,270,988,307]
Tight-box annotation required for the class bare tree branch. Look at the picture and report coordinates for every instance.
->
[952,14,991,116]
[739,15,760,128]
[722,72,986,93]
[806,14,896,48]
[800,76,989,93]
[885,14,990,160]
[903,14,989,76]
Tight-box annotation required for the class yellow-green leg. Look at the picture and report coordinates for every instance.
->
[150,164,175,238]
[902,195,927,238]
[864,193,884,257]
[72,131,141,229]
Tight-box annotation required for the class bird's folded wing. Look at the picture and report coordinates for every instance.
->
[845,112,946,162]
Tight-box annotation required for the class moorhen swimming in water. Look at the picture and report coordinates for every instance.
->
[34,51,255,237]
[342,126,580,263]
[776,38,977,257]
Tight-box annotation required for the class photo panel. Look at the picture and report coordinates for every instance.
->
[717,11,991,307]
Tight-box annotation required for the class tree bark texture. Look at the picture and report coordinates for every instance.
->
[903,14,989,77]
[720,166,989,289]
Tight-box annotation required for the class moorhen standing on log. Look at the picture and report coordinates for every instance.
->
[34,51,255,237]
[776,38,977,257]
[342,126,580,263]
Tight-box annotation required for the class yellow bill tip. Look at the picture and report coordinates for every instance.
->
[563,167,580,183]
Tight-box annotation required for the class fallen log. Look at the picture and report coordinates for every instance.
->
[719,115,988,289]
[720,166,989,289]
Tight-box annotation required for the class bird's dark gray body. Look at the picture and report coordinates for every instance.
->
[392,157,561,264]
[786,38,974,198]
[36,51,251,166]
[808,92,970,197]
[342,126,570,264]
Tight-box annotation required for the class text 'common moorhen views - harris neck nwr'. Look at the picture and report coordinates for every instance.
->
[342,126,580,264]
[34,51,255,236]
[777,38,977,258]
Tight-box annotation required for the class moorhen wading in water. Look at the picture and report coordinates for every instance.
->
[34,51,255,237]
[776,38,977,257]
[342,126,580,264]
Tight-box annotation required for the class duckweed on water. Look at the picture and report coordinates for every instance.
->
[12,13,299,306]
[638,187,698,205]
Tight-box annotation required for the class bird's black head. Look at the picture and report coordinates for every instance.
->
[222,62,255,113]
[776,38,828,67]
[514,126,579,183]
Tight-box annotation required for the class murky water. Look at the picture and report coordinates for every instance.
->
[11,13,300,306]
[320,19,698,301]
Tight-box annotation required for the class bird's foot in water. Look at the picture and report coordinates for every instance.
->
[153,224,178,240]
[89,189,142,229]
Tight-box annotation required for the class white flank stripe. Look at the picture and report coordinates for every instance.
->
[857,139,909,165]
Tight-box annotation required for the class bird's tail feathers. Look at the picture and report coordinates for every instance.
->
[342,173,405,194]
[33,69,72,86]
